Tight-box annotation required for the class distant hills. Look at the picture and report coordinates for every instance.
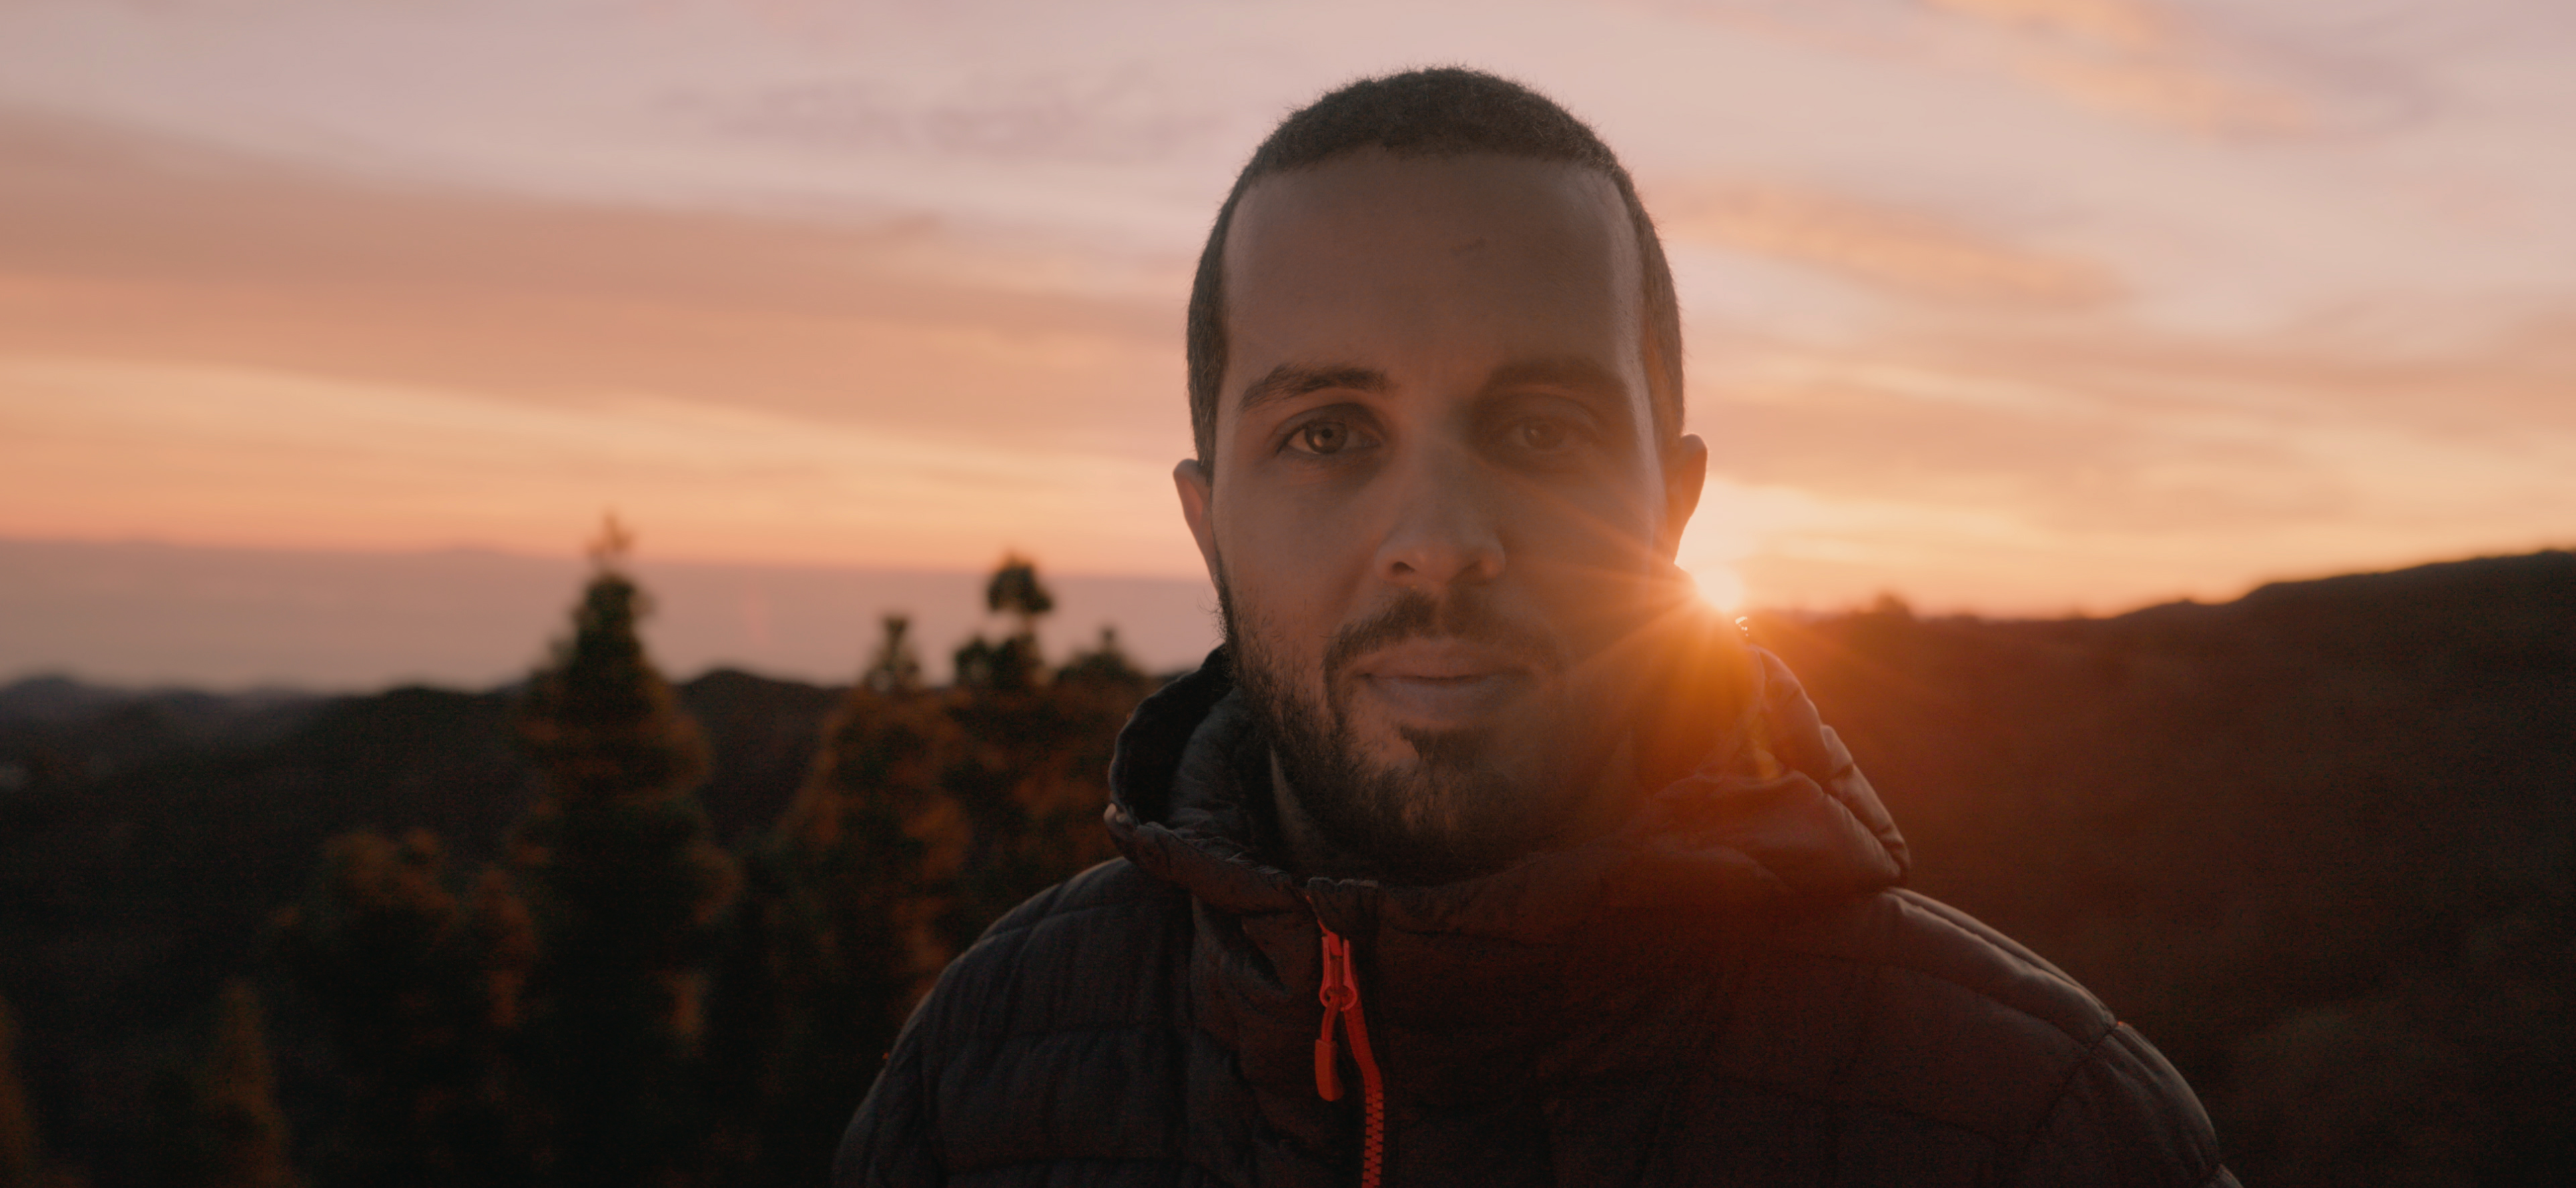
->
[0,537,1218,689]
[2,549,2569,1187]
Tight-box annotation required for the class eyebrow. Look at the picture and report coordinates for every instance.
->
[1478,356,1629,404]
[1236,363,1389,418]
[1232,355,1636,422]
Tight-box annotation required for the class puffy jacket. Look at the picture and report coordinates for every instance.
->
[837,644,2236,1187]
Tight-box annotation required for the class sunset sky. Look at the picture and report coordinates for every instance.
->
[3,0,2572,683]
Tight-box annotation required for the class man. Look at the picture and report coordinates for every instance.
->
[838,69,2234,1187]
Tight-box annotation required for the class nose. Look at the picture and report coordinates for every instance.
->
[1371,444,1505,592]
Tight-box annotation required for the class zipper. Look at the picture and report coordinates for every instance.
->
[1314,916,1387,1188]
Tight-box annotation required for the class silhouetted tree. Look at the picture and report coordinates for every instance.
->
[272,830,457,1187]
[0,997,47,1188]
[984,555,1054,629]
[145,984,299,1188]
[270,830,531,1188]
[858,615,923,695]
[707,680,970,1187]
[1054,625,1147,691]
[515,520,711,806]
[953,554,1056,693]
[705,563,1155,1185]
[509,519,737,1188]
[942,559,1142,946]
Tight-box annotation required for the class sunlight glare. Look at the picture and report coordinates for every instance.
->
[1680,562,1748,613]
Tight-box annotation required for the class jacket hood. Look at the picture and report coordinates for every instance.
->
[1104,632,1909,946]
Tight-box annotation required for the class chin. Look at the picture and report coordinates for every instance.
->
[1303,717,1593,882]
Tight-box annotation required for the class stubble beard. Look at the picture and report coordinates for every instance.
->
[1217,565,1590,884]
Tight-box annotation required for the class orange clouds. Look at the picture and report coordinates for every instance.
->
[1686,312,2576,613]
[1650,182,2120,306]
[0,108,1200,574]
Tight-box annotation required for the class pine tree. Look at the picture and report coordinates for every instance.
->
[452,867,539,1185]
[509,518,737,1188]
[942,557,1135,948]
[702,561,1157,1181]
[270,830,458,1187]
[0,997,47,1188]
[145,983,301,1188]
[515,520,711,806]
[709,669,971,1187]
[270,830,531,1187]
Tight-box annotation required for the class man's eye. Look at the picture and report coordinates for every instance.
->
[1512,419,1573,452]
[1292,421,1353,455]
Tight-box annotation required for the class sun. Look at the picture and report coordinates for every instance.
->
[1678,561,1748,613]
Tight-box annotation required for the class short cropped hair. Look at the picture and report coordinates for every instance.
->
[1185,67,1684,467]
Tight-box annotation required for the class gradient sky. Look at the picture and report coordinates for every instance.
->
[3,0,2571,620]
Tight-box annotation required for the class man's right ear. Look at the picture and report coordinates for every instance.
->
[1173,459,1220,581]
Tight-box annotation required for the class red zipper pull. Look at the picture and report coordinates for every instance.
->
[1315,928,1352,1101]
[1314,918,1387,1187]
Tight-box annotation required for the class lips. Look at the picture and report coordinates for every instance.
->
[1345,639,1536,727]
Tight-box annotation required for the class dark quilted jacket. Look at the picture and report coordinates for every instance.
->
[837,645,2236,1187]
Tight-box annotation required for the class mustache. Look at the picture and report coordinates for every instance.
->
[1321,590,1561,684]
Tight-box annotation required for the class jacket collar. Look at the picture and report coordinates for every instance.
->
[1104,635,1908,1123]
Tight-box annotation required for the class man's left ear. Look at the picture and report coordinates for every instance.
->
[1659,434,1708,558]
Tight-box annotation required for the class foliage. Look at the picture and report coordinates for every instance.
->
[513,571,709,808]
[0,997,46,1188]
[505,535,739,1188]
[954,553,1061,693]
[705,685,970,1187]
[983,555,1054,623]
[858,616,923,695]
[143,984,299,1188]
[701,559,1149,1187]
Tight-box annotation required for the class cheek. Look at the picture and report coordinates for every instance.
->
[1218,499,1365,648]
[1510,483,1666,643]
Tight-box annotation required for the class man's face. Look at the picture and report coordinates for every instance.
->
[1176,149,1707,882]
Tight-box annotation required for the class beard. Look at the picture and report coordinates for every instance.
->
[1217,566,1601,884]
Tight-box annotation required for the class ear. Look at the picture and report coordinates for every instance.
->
[1173,458,1221,581]
[1657,434,1708,559]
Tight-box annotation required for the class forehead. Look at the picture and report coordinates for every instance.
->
[1219,150,1644,412]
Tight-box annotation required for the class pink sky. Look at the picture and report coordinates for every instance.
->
[3,0,2571,655]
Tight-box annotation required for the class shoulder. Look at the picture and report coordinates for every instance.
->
[918,857,1195,1043]
[1711,888,2228,1185]
[836,860,1204,1187]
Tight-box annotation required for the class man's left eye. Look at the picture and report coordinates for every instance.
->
[1512,419,1574,451]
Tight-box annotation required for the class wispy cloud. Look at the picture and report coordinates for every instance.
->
[1650,181,2122,305]
[1634,0,2392,137]
[1934,0,2322,135]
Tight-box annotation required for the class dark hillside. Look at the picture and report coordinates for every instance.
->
[1750,550,2576,1184]
[679,669,844,842]
[0,677,324,784]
